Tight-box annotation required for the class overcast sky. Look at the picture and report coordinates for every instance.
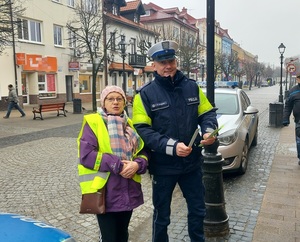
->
[143,0,300,67]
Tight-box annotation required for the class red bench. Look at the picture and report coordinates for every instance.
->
[32,103,67,120]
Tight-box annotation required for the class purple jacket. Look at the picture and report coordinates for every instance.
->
[79,123,148,212]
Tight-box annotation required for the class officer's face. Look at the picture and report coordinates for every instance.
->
[153,59,177,79]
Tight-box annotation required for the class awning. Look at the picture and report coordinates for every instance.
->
[109,62,134,76]
[144,65,154,73]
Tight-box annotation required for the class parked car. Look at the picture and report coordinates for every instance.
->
[261,81,269,87]
[0,213,76,242]
[202,88,259,174]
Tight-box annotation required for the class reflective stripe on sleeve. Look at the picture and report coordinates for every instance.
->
[166,138,176,156]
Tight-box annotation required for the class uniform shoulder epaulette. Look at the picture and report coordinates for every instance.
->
[136,80,152,93]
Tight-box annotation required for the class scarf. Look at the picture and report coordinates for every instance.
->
[98,108,141,160]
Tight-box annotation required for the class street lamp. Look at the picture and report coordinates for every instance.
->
[118,35,127,95]
[9,0,18,96]
[92,58,101,112]
[278,43,286,103]
[200,58,205,82]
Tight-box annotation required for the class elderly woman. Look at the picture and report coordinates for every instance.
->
[77,85,148,242]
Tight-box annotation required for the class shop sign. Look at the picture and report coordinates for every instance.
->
[69,61,80,71]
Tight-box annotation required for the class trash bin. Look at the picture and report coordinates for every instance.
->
[269,102,283,127]
[73,98,82,114]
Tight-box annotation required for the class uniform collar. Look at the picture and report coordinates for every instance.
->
[154,70,185,88]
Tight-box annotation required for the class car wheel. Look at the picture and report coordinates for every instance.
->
[238,139,249,175]
[251,128,258,147]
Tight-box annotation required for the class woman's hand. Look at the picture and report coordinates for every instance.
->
[120,160,139,179]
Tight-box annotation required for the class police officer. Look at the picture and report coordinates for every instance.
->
[283,74,300,165]
[132,40,218,242]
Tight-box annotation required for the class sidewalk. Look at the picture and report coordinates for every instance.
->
[1,99,300,241]
[0,102,90,139]
[252,122,300,242]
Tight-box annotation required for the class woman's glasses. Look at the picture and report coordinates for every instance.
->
[106,97,124,103]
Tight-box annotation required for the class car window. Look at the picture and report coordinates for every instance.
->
[215,93,238,115]
[240,91,250,111]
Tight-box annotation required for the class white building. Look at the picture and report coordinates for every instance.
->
[0,0,156,111]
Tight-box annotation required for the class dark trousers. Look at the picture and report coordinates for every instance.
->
[5,101,25,117]
[296,134,300,159]
[152,169,206,242]
[97,211,133,242]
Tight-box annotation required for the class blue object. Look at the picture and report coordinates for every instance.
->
[0,213,75,242]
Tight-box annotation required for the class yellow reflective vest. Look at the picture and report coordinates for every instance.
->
[77,113,145,195]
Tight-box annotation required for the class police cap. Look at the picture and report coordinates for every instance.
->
[147,40,178,62]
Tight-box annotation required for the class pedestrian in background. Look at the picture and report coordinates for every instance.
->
[77,85,149,242]
[132,40,218,242]
[283,74,300,165]
[3,84,26,119]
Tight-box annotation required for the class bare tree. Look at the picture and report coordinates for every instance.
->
[214,52,223,82]
[145,23,199,78]
[66,1,106,112]
[178,44,198,78]
[219,53,239,82]
[137,29,159,62]
[0,0,25,55]
[243,60,257,90]
[234,62,246,88]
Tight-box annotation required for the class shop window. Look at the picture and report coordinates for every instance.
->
[38,73,57,98]
[79,74,91,93]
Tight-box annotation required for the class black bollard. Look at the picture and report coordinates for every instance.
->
[202,139,229,237]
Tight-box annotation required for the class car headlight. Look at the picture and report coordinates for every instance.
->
[218,129,238,146]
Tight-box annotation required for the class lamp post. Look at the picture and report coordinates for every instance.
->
[278,43,286,103]
[9,0,18,96]
[118,35,127,95]
[200,58,205,82]
[92,58,101,112]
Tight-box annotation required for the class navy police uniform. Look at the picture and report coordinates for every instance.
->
[132,40,218,242]
[283,79,300,161]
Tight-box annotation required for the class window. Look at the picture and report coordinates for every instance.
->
[54,25,63,46]
[17,18,41,43]
[133,14,138,23]
[112,73,117,85]
[68,0,75,7]
[144,10,150,16]
[112,4,118,15]
[130,38,136,54]
[215,93,238,115]
[38,73,57,98]
[84,0,99,14]
[110,32,116,50]
[68,30,76,48]
[173,27,179,41]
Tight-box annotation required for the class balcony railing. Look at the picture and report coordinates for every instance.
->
[128,53,146,68]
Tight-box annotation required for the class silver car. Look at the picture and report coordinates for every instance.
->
[203,88,259,174]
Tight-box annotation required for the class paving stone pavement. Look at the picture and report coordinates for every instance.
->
[0,85,299,242]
